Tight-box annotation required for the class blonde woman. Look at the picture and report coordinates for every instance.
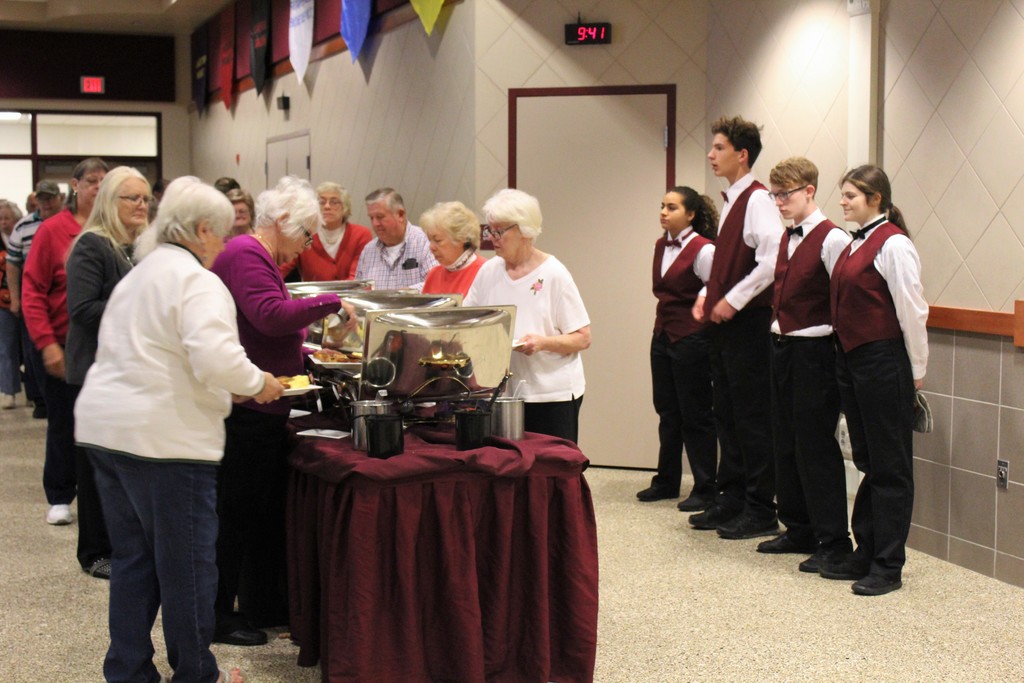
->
[420,200,486,296]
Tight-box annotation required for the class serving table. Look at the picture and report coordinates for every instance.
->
[285,414,599,683]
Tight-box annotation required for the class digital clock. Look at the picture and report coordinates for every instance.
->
[565,22,612,45]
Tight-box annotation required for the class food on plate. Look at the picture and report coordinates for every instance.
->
[276,374,310,389]
[312,348,362,363]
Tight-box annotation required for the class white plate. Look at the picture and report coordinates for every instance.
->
[282,384,322,397]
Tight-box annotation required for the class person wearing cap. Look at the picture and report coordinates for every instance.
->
[5,180,66,418]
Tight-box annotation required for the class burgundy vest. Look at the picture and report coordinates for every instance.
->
[771,219,840,334]
[703,181,771,318]
[830,222,904,352]
[653,234,711,342]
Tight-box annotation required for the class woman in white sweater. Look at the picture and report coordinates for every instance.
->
[75,177,282,683]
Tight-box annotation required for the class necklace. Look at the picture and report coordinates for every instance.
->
[321,227,343,246]
[252,232,276,260]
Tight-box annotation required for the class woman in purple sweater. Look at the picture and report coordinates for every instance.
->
[210,176,354,646]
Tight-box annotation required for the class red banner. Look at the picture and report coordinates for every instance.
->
[218,5,236,109]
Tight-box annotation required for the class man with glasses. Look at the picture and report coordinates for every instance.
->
[355,187,437,290]
[760,157,853,573]
[5,180,65,419]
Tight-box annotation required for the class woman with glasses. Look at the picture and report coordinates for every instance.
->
[465,188,591,443]
[209,176,356,646]
[22,157,108,534]
[225,188,255,239]
[420,200,486,297]
[280,182,372,281]
[62,167,152,579]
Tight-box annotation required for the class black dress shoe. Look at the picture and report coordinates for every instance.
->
[852,574,902,596]
[688,504,739,530]
[819,553,869,580]
[213,625,268,647]
[32,403,47,419]
[676,494,712,512]
[799,549,827,573]
[756,533,817,554]
[636,485,679,502]
[716,512,779,539]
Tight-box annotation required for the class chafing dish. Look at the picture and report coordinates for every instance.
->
[360,306,515,401]
[323,291,463,351]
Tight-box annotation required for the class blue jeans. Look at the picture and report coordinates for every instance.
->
[88,448,221,683]
[0,309,21,396]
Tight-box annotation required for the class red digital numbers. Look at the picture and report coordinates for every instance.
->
[567,23,611,45]
[80,76,105,94]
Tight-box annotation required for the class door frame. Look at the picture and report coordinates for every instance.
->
[508,85,676,189]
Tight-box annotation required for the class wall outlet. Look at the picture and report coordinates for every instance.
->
[997,460,1009,490]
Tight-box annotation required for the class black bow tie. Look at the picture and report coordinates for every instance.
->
[787,226,803,237]
[665,239,682,248]
[852,217,886,240]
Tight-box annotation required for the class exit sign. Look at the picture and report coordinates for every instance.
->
[80,76,105,94]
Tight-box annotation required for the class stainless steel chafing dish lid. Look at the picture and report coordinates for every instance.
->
[286,280,374,298]
[360,305,516,400]
[313,291,463,351]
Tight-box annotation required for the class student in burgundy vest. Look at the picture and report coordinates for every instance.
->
[636,187,719,511]
[689,116,782,540]
[758,157,853,573]
[823,165,928,597]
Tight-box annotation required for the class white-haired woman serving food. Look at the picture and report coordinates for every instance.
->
[465,188,591,442]
[76,176,283,683]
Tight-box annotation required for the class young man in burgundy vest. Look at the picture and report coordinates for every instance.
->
[758,157,853,572]
[690,116,782,539]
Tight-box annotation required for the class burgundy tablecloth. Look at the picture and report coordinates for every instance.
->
[286,418,599,683]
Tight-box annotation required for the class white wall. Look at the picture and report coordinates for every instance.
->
[190,4,475,227]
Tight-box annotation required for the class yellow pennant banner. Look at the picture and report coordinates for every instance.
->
[410,0,444,35]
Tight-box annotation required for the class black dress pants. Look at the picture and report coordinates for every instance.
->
[836,338,915,580]
[770,334,849,548]
[708,306,775,518]
[649,331,717,497]
[215,406,291,627]
[524,395,583,443]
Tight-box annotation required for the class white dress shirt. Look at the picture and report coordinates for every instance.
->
[718,173,782,310]
[660,227,715,282]
[848,214,929,380]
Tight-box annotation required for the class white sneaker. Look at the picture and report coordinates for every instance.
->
[1,394,14,409]
[46,504,73,525]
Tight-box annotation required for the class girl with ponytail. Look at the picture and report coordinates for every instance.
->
[636,187,719,511]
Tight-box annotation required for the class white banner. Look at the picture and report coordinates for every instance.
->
[289,0,314,82]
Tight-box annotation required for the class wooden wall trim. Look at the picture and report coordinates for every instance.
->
[927,304,1023,347]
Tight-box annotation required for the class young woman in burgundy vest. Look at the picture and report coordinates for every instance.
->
[824,165,928,596]
[637,187,719,511]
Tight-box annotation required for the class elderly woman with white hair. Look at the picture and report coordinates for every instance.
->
[76,176,282,683]
[465,188,592,442]
[420,200,486,296]
[210,175,356,646]
[280,181,372,281]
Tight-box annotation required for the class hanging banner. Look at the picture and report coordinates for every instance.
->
[341,0,371,63]
[191,22,209,114]
[410,0,444,36]
[218,6,235,109]
[289,0,314,82]
[250,0,270,95]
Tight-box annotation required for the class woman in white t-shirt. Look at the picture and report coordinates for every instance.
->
[465,189,591,442]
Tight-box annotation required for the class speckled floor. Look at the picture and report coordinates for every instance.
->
[2,397,1023,682]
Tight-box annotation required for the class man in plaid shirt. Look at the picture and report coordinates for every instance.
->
[355,187,437,290]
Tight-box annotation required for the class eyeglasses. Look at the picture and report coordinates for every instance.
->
[768,185,808,202]
[485,223,518,240]
[301,228,313,247]
[119,195,153,206]
[318,198,343,208]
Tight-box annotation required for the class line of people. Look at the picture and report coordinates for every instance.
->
[639,115,928,597]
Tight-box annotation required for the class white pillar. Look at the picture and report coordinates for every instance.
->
[847,0,880,167]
